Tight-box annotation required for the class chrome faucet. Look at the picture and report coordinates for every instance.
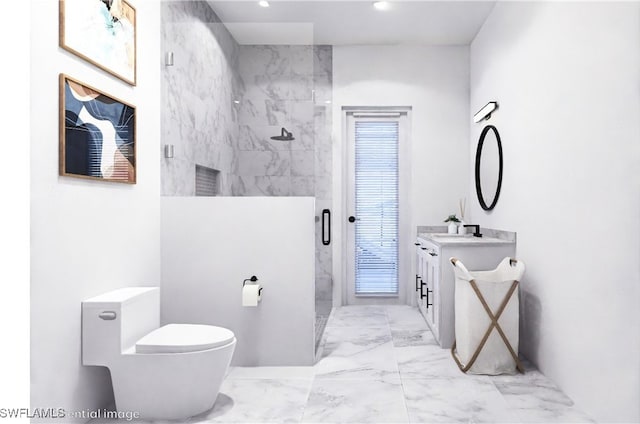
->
[463,225,483,237]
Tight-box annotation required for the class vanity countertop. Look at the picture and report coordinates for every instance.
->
[418,232,514,247]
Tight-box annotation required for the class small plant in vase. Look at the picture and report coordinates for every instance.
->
[444,214,460,234]
[458,198,467,234]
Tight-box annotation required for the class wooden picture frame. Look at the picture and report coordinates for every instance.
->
[60,74,136,184]
[60,0,137,86]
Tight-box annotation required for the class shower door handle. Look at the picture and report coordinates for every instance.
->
[322,209,331,246]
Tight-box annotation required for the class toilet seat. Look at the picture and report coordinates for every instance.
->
[136,324,235,354]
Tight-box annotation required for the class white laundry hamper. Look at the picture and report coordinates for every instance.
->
[449,257,525,375]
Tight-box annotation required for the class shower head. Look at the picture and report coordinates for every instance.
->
[270,127,295,141]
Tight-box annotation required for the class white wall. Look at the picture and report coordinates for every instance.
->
[332,45,470,305]
[30,0,161,419]
[161,197,315,366]
[0,0,30,417]
[469,2,640,422]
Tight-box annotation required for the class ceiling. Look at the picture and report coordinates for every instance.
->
[207,1,496,46]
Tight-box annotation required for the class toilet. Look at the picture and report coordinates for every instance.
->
[82,287,235,420]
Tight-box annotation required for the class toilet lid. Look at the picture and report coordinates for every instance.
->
[136,324,235,354]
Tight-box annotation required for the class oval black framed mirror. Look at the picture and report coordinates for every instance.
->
[475,125,503,211]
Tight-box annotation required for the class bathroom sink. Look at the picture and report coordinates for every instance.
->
[435,237,486,243]
[423,233,505,244]
[430,234,475,240]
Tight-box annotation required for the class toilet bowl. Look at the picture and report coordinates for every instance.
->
[82,287,235,420]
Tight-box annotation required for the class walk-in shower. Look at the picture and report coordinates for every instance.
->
[161,1,334,357]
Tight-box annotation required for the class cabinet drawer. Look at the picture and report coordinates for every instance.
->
[416,234,516,349]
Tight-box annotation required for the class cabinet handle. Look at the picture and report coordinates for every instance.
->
[414,242,420,246]
[429,252,438,256]
[415,275,420,292]
[421,247,427,250]
[420,282,433,309]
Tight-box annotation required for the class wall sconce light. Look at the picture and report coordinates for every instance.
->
[473,101,498,123]
[165,52,174,66]
[164,144,174,158]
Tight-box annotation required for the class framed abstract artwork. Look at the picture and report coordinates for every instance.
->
[60,0,137,86]
[59,74,136,184]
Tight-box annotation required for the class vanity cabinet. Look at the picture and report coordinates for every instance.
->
[414,234,516,349]
[415,243,439,340]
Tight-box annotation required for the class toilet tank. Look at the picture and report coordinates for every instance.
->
[82,287,160,366]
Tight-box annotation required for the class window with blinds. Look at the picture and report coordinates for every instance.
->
[195,165,219,196]
[354,120,399,295]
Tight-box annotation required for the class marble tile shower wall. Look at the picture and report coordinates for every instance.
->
[161,4,333,301]
[233,46,331,197]
[234,45,334,301]
[161,1,241,196]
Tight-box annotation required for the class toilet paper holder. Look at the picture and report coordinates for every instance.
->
[243,276,263,295]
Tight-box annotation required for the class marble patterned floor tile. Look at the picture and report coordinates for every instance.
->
[93,306,594,424]
[226,366,315,380]
[395,345,463,379]
[402,377,519,423]
[493,370,574,406]
[325,305,388,328]
[193,379,311,423]
[385,305,429,330]
[511,407,596,423]
[316,326,399,379]
[391,328,438,347]
[323,323,392,345]
[330,305,387,316]
[492,371,595,423]
[302,378,409,423]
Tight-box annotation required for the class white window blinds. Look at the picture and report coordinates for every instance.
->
[354,120,399,295]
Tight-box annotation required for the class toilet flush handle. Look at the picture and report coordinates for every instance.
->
[99,311,117,320]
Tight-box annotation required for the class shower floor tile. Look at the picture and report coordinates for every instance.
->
[90,305,594,424]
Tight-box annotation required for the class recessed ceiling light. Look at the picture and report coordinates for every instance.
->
[258,1,270,7]
[373,1,390,11]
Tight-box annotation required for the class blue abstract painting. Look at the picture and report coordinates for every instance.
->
[60,74,136,183]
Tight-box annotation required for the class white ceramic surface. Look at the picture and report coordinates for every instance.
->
[82,287,235,420]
